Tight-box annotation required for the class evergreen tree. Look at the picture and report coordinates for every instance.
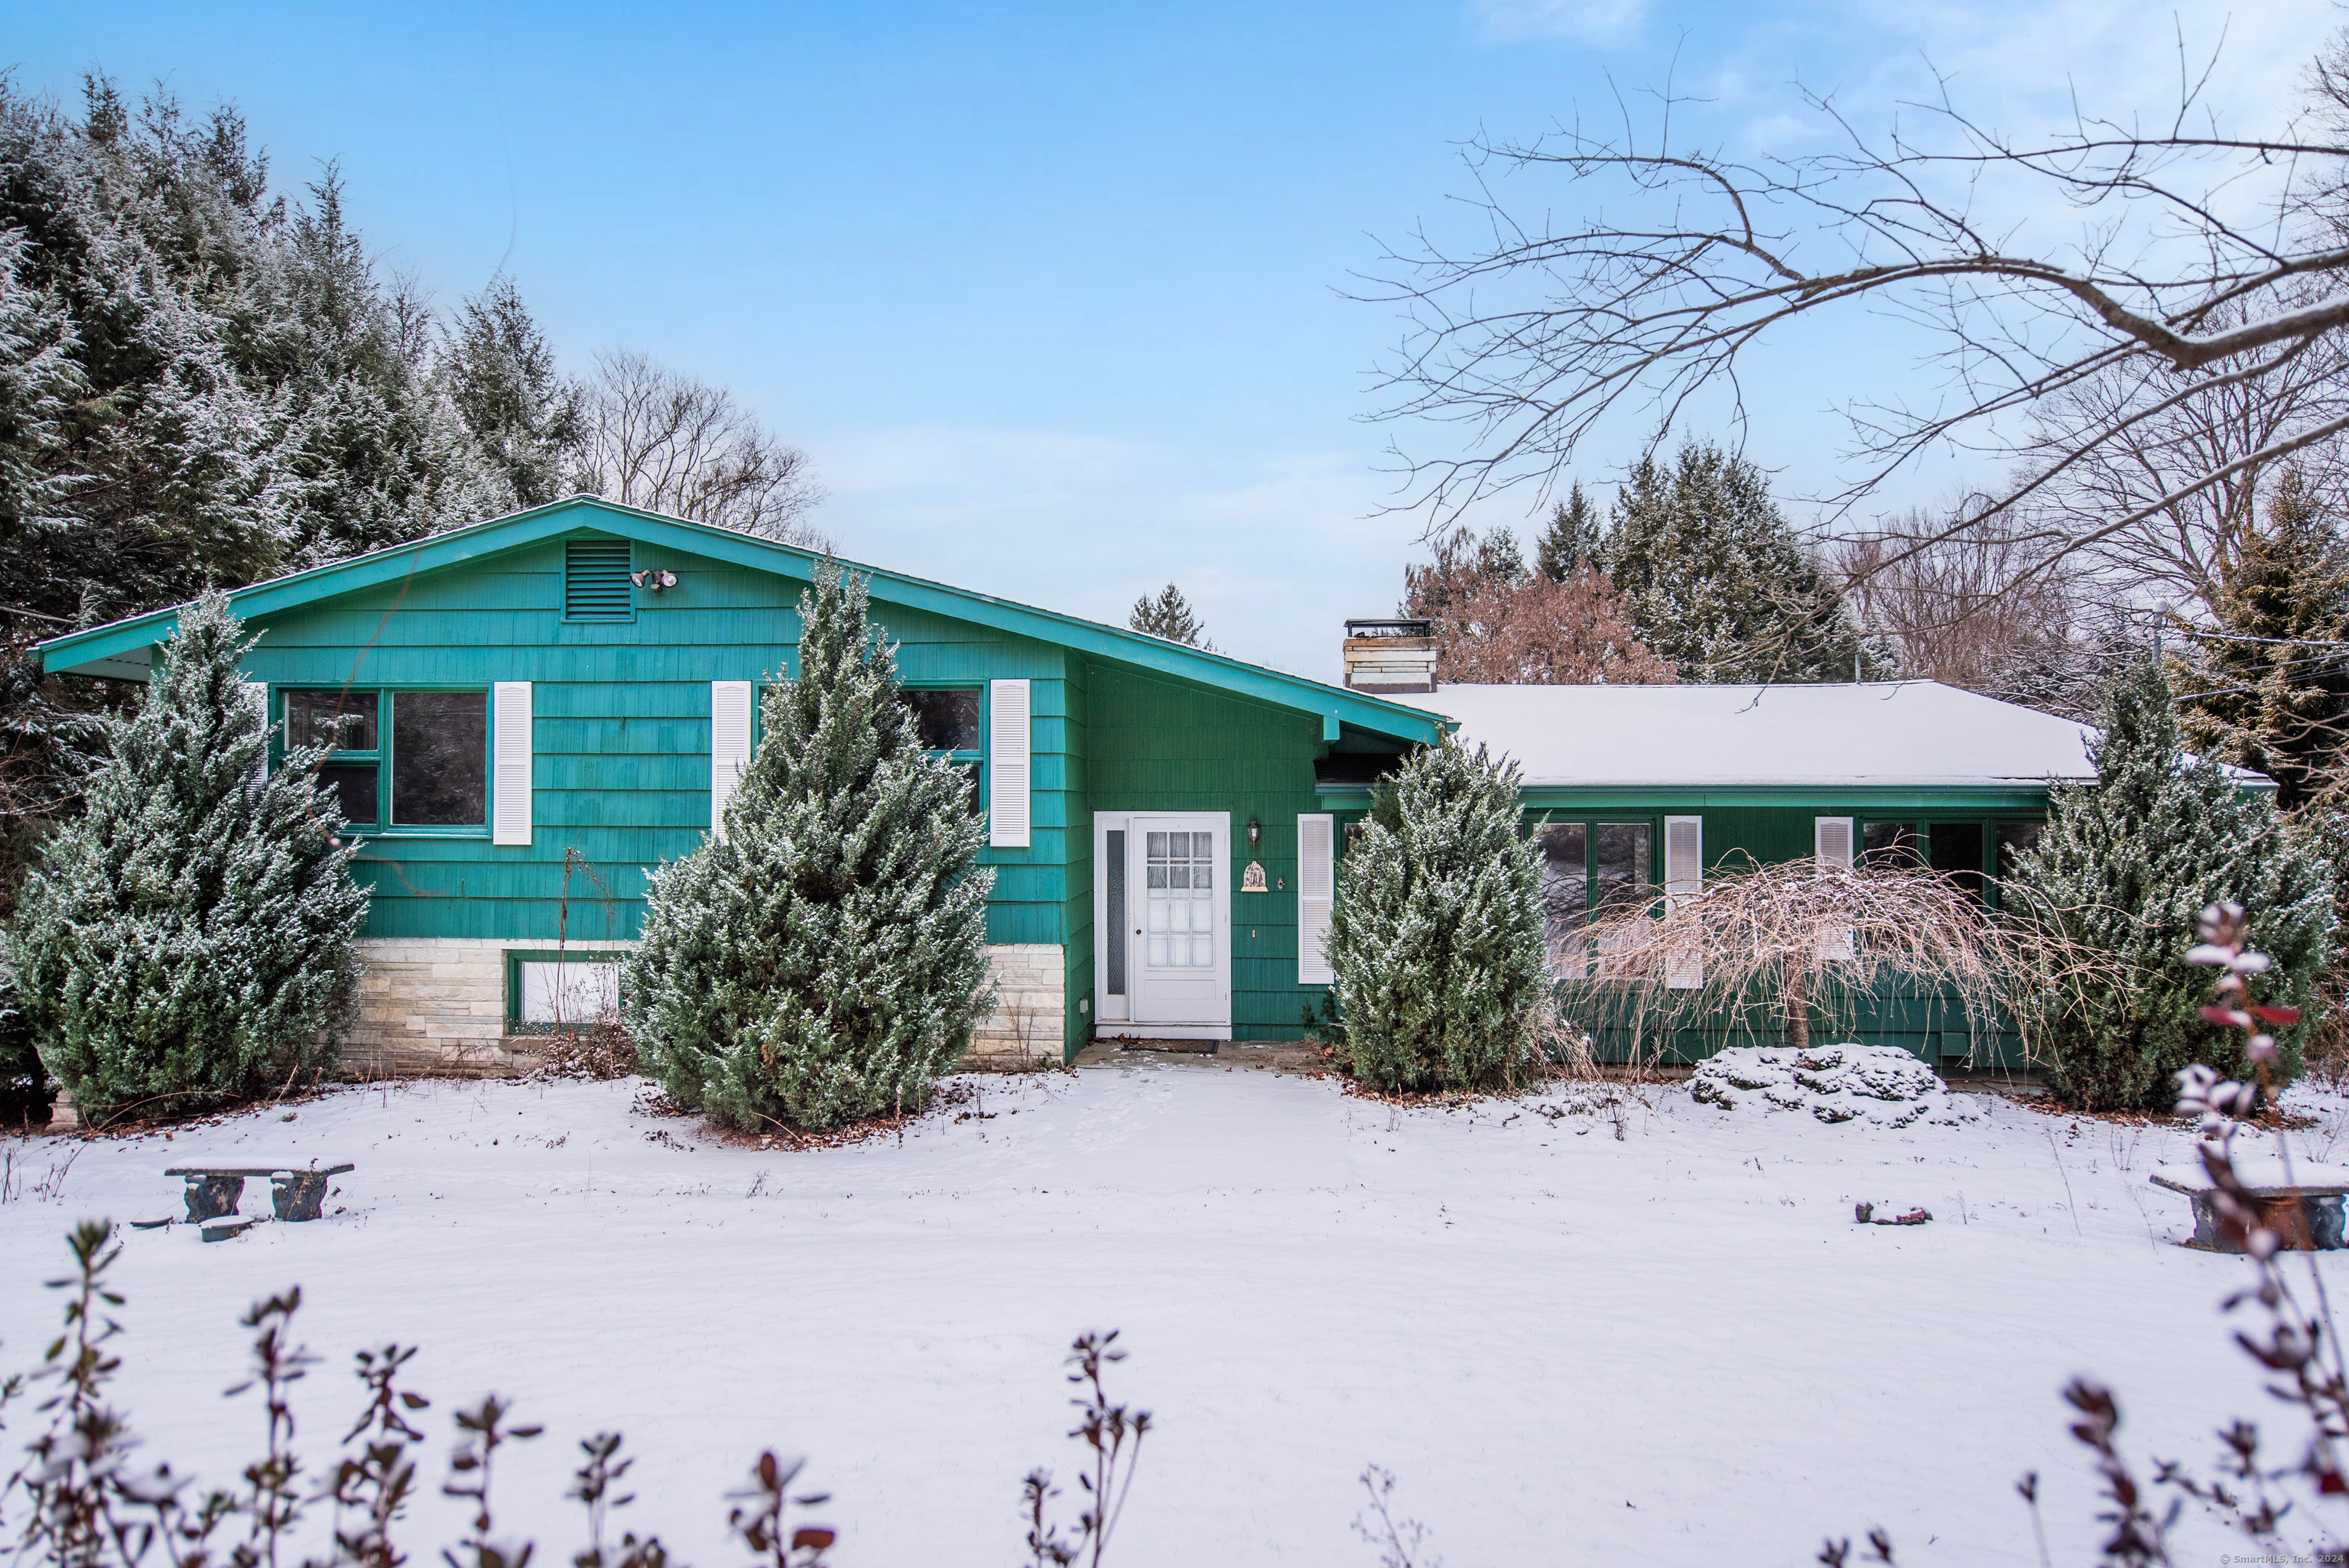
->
[629,563,996,1130]
[6,592,369,1125]
[1597,441,1887,683]
[1128,583,1212,648]
[1472,524,1527,583]
[264,170,511,568]
[2009,659,2334,1111]
[2172,468,2349,810]
[440,274,582,508]
[1535,483,1600,582]
[1323,737,1548,1092]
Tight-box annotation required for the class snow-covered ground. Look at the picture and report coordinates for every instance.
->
[3,1058,2343,1566]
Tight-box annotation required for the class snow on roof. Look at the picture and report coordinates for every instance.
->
[1381,680,2113,790]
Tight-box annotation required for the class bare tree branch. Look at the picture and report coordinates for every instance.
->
[571,349,827,547]
[1359,26,2349,594]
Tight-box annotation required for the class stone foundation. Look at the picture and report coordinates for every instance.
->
[968,943,1068,1066]
[343,939,634,1079]
[339,938,1065,1078]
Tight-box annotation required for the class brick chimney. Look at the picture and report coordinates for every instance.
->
[1342,618,1437,693]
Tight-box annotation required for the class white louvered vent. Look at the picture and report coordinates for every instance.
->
[989,679,1031,849]
[492,682,532,846]
[241,681,269,789]
[1664,814,1704,990]
[1298,813,1336,985]
[710,680,753,839]
[1815,816,1857,959]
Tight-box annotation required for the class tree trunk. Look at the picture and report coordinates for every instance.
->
[1784,966,1810,1053]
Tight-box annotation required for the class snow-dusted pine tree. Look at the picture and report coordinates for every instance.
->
[628,563,996,1131]
[1324,737,1548,1091]
[2009,658,2334,1110]
[1535,483,1601,582]
[2171,468,2349,811]
[1127,583,1212,648]
[7,592,368,1125]
[1598,441,1887,683]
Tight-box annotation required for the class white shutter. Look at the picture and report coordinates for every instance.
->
[1664,814,1704,990]
[492,682,532,845]
[1815,816,1856,959]
[241,681,269,788]
[1298,813,1335,985]
[989,679,1031,849]
[710,680,753,839]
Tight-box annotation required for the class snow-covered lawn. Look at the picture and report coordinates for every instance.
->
[4,1058,2342,1566]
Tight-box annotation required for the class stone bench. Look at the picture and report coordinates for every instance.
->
[164,1159,356,1225]
[2150,1158,2349,1252]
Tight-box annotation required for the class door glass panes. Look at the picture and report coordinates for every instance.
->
[1105,830,1127,996]
[1144,829,1215,968]
[1536,823,1589,960]
[1592,823,1651,914]
[1862,822,1919,869]
[1996,822,2042,880]
[1928,823,1986,901]
[902,689,981,753]
[317,763,379,826]
[285,690,377,751]
[391,692,489,826]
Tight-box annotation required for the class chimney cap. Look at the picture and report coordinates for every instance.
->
[1344,618,1433,639]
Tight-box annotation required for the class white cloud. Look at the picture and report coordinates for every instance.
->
[1468,0,1649,49]
[812,426,1434,683]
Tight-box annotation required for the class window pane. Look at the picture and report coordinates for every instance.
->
[317,762,378,825]
[1862,822,1919,869]
[1537,823,1589,952]
[1105,830,1126,997]
[902,689,981,752]
[1593,823,1650,913]
[1928,823,1985,901]
[1996,822,2042,880]
[392,691,487,826]
[286,690,377,751]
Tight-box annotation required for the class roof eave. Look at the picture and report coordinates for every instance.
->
[37,498,1447,745]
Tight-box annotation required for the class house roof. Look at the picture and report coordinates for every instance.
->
[1383,680,2271,792]
[34,497,1448,747]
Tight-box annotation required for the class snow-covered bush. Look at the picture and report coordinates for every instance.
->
[1689,1043,1977,1127]
[627,563,996,1131]
[2006,660,2334,1111]
[1324,736,1548,1092]
[5,592,368,1127]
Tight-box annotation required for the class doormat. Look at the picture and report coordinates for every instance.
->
[1115,1038,1219,1055]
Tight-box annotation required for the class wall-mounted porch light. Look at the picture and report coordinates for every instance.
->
[1246,816,1261,850]
[630,569,677,592]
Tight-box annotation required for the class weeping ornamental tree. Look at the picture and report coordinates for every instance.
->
[2009,660,2334,1111]
[1324,738,1548,1092]
[628,563,996,1131]
[7,592,368,1125]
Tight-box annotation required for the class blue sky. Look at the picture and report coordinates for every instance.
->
[10,0,2335,678]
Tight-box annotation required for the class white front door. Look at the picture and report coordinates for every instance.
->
[1093,811,1232,1037]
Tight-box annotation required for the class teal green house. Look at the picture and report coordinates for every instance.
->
[37,496,2133,1074]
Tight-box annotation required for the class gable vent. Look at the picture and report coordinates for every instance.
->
[565,539,633,620]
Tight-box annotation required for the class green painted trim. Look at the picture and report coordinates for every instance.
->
[40,498,1445,745]
[1513,786,2058,813]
